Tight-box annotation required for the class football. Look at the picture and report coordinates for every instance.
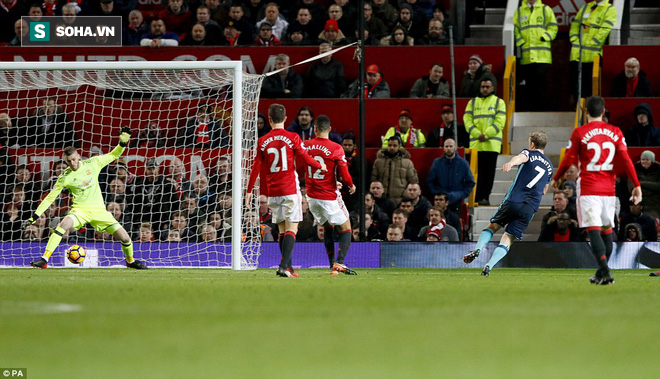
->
[66,245,86,264]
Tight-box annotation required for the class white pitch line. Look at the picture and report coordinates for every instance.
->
[0,301,83,315]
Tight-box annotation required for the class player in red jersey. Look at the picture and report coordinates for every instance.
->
[304,115,357,275]
[552,96,642,285]
[246,103,327,278]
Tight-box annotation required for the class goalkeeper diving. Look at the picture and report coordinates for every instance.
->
[27,127,148,269]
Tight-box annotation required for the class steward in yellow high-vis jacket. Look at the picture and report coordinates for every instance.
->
[514,0,558,111]
[463,76,506,206]
[569,0,617,98]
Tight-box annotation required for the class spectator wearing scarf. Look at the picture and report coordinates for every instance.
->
[381,109,426,148]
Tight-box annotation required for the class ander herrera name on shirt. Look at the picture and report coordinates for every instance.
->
[260,135,294,149]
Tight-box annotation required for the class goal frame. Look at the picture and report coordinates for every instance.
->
[0,60,249,270]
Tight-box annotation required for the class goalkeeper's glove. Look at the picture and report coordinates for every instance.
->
[22,213,38,229]
[119,127,132,147]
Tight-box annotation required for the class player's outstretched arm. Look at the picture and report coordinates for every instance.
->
[502,153,528,173]
[25,178,66,229]
[98,127,133,168]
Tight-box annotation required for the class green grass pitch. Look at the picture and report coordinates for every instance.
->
[1,268,659,379]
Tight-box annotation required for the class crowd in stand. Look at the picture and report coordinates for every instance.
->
[0,0,455,47]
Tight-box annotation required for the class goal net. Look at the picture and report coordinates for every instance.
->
[0,61,264,269]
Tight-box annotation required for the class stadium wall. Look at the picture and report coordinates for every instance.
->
[2,242,658,269]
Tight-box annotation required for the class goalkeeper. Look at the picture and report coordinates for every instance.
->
[27,127,147,269]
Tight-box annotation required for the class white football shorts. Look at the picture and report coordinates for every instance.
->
[307,194,349,226]
[577,195,616,228]
[268,193,303,223]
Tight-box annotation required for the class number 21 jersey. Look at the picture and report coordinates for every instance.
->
[247,129,322,197]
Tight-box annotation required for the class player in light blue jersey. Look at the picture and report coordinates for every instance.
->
[463,131,553,276]
[26,127,147,269]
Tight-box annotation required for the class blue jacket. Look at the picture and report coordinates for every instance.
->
[426,154,475,207]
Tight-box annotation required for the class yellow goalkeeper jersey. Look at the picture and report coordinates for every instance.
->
[35,145,125,216]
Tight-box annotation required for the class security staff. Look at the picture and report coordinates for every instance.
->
[514,0,558,111]
[570,0,617,99]
[464,76,506,206]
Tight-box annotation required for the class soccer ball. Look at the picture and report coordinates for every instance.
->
[66,245,86,264]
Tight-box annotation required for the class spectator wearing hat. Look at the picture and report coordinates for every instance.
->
[410,63,450,99]
[256,2,288,40]
[458,54,496,98]
[177,105,228,148]
[283,23,313,45]
[610,57,653,98]
[381,109,426,148]
[625,103,660,147]
[426,105,469,148]
[417,19,449,46]
[253,22,283,46]
[305,43,346,98]
[261,54,304,98]
[342,63,390,99]
[426,138,475,210]
[140,18,179,47]
[318,18,347,46]
[629,150,660,219]
[395,3,425,42]
[223,20,253,46]
[157,0,193,40]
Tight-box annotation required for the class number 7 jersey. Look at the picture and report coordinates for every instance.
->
[555,120,640,196]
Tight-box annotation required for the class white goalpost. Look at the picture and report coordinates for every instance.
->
[0,61,264,269]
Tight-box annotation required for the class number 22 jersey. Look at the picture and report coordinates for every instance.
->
[554,120,639,196]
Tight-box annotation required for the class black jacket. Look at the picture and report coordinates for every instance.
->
[261,69,304,98]
[610,70,653,97]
